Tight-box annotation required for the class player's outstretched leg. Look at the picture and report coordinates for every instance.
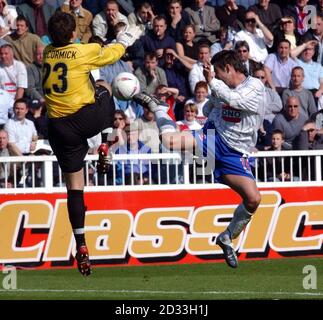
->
[75,245,92,276]
[216,230,238,268]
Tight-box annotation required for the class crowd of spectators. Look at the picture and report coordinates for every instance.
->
[1,0,323,186]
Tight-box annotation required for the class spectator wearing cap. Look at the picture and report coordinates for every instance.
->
[25,44,44,102]
[4,98,38,156]
[60,0,93,43]
[0,43,27,100]
[26,99,48,139]
[4,15,43,65]
[17,0,56,38]
[234,10,274,63]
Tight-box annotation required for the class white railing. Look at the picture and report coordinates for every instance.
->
[0,150,323,194]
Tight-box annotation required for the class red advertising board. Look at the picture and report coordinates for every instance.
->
[0,186,322,270]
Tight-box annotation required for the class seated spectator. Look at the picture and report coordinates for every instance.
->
[234,10,274,63]
[257,129,294,182]
[26,99,48,139]
[176,24,199,65]
[210,25,234,58]
[0,128,13,187]
[264,39,298,93]
[189,43,213,95]
[4,14,43,65]
[166,0,191,42]
[25,45,44,102]
[0,0,17,38]
[60,0,93,43]
[134,107,160,153]
[293,40,323,98]
[0,43,27,100]
[235,40,259,75]
[249,0,282,31]
[176,103,202,131]
[216,0,246,33]
[140,15,177,64]
[4,98,38,156]
[113,97,143,123]
[185,0,220,44]
[134,52,168,95]
[0,87,14,129]
[155,84,179,121]
[272,95,308,149]
[17,0,56,38]
[92,0,128,43]
[282,66,317,118]
[185,80,209,124]
[127,1,155,36]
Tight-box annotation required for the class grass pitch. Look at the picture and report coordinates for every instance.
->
[0,257,322,300]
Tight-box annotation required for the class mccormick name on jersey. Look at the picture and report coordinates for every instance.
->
[45,50,77,60]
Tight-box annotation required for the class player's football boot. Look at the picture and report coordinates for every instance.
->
[97,143,111,174]
[216,231,238,268]
[75,245,92,276]
[133,93,169,113]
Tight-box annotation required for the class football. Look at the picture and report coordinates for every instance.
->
[112,72,140,101]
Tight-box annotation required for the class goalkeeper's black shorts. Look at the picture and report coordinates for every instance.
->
[48,87,115,173]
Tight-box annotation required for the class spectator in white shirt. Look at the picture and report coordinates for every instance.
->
[0,87,14,128]
[0,43,27,100]
[235,10,274,63]
[4,98,38,156]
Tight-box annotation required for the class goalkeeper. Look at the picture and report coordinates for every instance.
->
[43,11,141,276]
[134,50,266,268]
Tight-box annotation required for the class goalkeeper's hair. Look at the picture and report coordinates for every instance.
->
[211,50,245,74]
[48,11,76,47]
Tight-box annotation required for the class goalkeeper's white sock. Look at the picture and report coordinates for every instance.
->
[227,203,254,239]
[154,109,177,134]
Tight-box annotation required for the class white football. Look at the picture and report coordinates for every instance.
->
[112,72,140,101]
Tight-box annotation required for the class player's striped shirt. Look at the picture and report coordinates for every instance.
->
[208,76,266,155]
[43,42,125,118]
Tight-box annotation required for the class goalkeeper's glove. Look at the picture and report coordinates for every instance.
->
[116,25,142,48]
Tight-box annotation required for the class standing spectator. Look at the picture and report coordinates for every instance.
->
[17,0,56,37]
[272,95,308,149]
[176,24,199,64]
[140,15,177,63]
[60,0,93,43]
[188,43,213,94]
[235,40,260,75]
[166,0,191,42]
[185,0,220,44]
[127,1,155,35]
[264,39,298,92]
[249,0,282,31]
[0,87,14,128]
[92,0,128,43]
[25,45,44,102]
[282,66,317,118]
[216,0,246,33]
[0,0,17,38]
[235,10,274,63]
[134,52,168,95]
[0,43,27,100]
[4,15,43,65]
[4,98,38,156]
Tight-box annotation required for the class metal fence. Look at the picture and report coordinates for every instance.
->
[1,150,323,193]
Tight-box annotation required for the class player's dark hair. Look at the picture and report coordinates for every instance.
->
[211,50,246,74]
[48,11,76,47]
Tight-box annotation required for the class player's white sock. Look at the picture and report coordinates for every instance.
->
[227,203,254,239]
[154,109,177,134]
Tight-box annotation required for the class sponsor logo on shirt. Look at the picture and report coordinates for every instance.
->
[222,104,241,123]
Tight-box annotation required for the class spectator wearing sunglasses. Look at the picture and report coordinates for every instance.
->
[235,40,259,75]
[234,10,274,63]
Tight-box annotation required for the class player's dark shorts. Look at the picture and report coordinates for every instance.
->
[48,87,114,173]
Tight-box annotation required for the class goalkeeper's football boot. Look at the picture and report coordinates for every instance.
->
[75,245,92,276]
[216,231,238,268]
[133,93,169,113]
[97,143,111,174]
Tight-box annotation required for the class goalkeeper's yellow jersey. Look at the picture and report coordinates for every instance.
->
[43,42,125,118]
